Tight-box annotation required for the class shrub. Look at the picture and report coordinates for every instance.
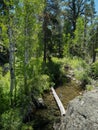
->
[45,58,64,86]
[43,57,90,88]
[74,69,90,89]
[32,74,51,96]
[21,124,33,130]
[69,57,88,69]
[0,72,10,114]
[91,61,98,78]
[59,57,91,89]
[86,85,94,91]
[1,109,22,130]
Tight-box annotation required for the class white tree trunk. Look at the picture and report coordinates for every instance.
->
[24,14,29,94]
[9,24,15,106]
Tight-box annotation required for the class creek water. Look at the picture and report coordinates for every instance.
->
[33,80,82,130]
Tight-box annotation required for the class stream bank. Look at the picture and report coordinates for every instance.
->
[32,80,83,130]
[57,87,98,130]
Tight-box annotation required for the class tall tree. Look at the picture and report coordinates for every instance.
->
[43,0,63,62]
[8,1,16,106]
[62,0,96,58]
[0,0,7,14]
[14,0,44,98]
[63,0,96,34]
[88,20,98,63]
[72,17,86,58]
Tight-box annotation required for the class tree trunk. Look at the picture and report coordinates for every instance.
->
[8,24,15,107]
[92,42,96,63]
[24,15,29,95]
[43,37,47,63]
[58,34,63,58]
[24,47,28,95]
[92,51,96,63]
[43,11,49,63]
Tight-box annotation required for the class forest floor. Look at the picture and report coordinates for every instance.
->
[33,80,83,130]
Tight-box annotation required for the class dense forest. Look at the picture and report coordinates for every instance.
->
[0,0,98,130]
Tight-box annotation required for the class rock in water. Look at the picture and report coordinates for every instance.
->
[59,89,98,130]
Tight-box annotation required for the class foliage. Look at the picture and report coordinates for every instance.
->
[91,61,98,78]
[1,109,22,130]
[32,74,51,96]
[68,57,91,88]
[57,57,88,70]
[54,57,91,89]
[45,57,64,86]
[71,17,86,58]
[43,57,88,86]
[0,71,10,114]
[0,0,98,129]
[63,33,72,57]
[25,58,51,95]
[86,85,94,91]
[88,21,98,62]
[21,124,33,130]
[63,0,95,33]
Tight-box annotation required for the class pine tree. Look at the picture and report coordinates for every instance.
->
[63,0,96,34]
[43,0,63,62]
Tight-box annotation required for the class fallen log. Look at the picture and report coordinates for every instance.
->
[51,87,66,116]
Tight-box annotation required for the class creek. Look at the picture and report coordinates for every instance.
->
[32,80,83,130]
